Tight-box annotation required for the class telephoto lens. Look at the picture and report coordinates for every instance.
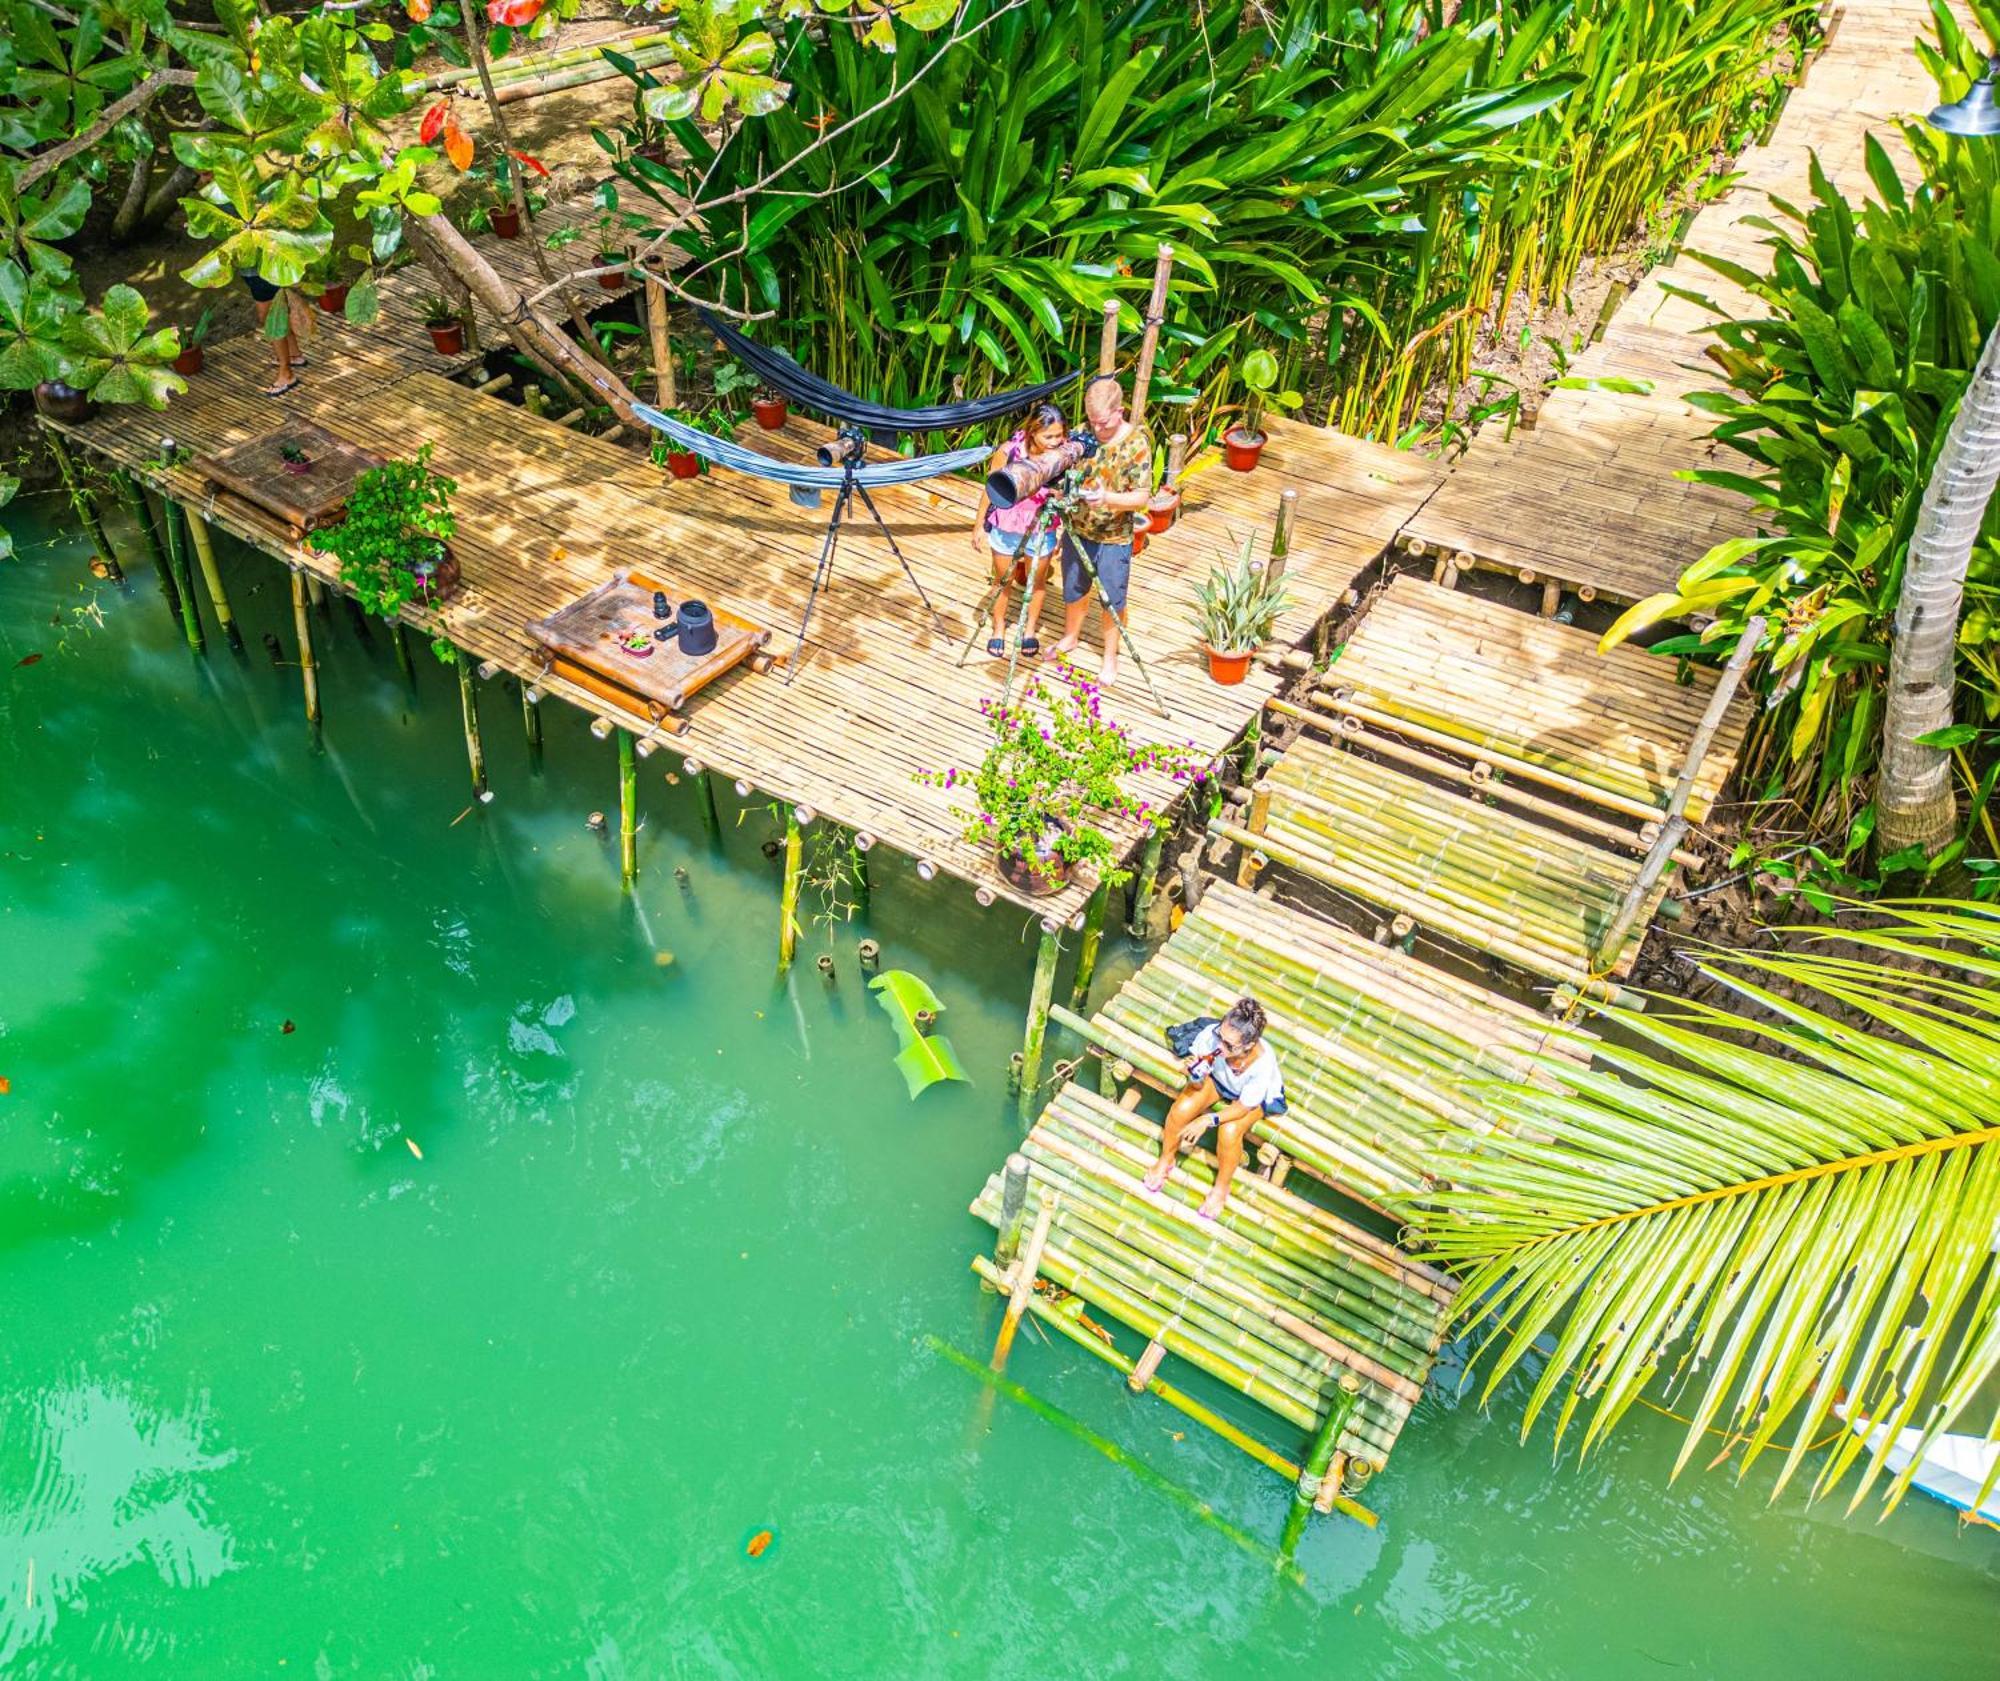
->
[814,429,867,468]
[985,437,1088,509]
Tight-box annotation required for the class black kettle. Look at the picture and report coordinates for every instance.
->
[677,599,718,657]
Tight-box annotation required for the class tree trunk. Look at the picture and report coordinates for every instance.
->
[140,161,197,231]
[411,212,641,422]
[111,143,153,242]
[1876,320,2000,859]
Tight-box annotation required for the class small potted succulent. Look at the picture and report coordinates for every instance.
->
[1191,533,1290,685]
[618,628,657,658]
[421,296,465,356]
[279,440,315,476]
[1223,347,1301,473]
[311,444,459,618]
[751,386,787,429]
[917,668,1200,896]
[172,309,213,377]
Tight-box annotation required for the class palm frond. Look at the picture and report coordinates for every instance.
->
[1419,899,2000,1516]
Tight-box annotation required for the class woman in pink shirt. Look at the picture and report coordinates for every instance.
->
[971,403,1070,659]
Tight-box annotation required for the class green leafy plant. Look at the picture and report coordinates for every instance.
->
[309,444,457,623]
[642,0,790,125]
[711,358,757,407]
[279,441,309,465]
[419,294,459,329]
[1190,533,1290,654]
[868,969,970,1099]
[1231,347,1301,444]
[0,267,184,408]
[917,667,1200,883]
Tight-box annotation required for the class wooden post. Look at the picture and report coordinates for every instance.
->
[1128,244,1174,428]
[111,469,182,628]
[1238,708,1264,780]
[1592,616,1765,970]
[1269,489,1296,587]
[1165,432,1188,487]
[181,509,241,652]
[990,1152,1031,1285]
[455,647,487,799]
[1017,920,1063,1122]
[777,804,802,971]
[390,621,417,690]
[1096,298,1120,375]
[290,568,321,749]
[521,681,543,761]
[646,274,675,408]
[991,1200,1055,1373]
[617,726,639,887]
[849,831,871,914]
[1126,829,1166,937]
[1280,1373,1362,1560]
[308,575,332,619]
[44,432,121,580]
[1068,881,1110,1012]
[158,497,205,652]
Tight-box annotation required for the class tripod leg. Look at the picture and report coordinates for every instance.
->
[853,479,951,643]
[955,574,1008,668]
[789,480,849,683]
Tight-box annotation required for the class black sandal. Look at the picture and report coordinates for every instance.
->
[1020,636,1041,657]
[986,637,1006,658]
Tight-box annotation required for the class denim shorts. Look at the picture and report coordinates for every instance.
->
[987,524,1058,561]
[1060,533,1133,612]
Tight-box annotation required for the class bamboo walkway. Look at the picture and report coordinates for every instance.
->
[1401,0,1948,603]
[969,1082,1457,1498]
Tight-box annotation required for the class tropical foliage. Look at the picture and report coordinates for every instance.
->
[1606,14,2000,853]
[618,0,1804,442]
[1420,901,2000,1517]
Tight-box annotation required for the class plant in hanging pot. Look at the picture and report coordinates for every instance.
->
[1223,347,1302,472]
[1190,533,1290,685]
[171,308,213,377]
[310,444,459,619]
[918,668,1201,896]
[420,295,465,356]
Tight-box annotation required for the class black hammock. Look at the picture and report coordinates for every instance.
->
[699,309,1086,434]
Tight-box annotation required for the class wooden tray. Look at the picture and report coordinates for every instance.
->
[193,421,384,539]
[524,565,769,724]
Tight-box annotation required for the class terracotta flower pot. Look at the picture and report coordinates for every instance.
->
[996,820,1072,898]
[1202,643,1253,685]
[1145,490,1181,532]
[412,547,461,605]
[1222,426,1266,472]
[597,255,626,291]
[751,395,788,430]
[492,206,522,239]
[280,456,314,476]
[317,283,349,315]
[33,381,95,424]
[665,450,702,480]
[172,346,205,377]
[427,321,465,356]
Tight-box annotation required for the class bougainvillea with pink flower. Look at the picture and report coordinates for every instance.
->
[917,666,1203,885]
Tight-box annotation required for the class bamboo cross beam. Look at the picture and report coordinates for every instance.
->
[1591,616,1764,970]
[1128,244,1174,428]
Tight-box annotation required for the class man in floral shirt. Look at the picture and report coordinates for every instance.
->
[1055,374,1153,688]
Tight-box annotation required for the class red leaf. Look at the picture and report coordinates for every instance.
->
[15,652,42,667]
[509,148,550,178]
[442,109,474,172]
[406,0,432,18]
[419,100,448,146]
[486,0,542,26]
[281,1019,296,1034]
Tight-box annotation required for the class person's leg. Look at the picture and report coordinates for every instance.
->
[1094,539,1132,687]
[1021,550,1052,652]
[256,299,296,396]
[1144,1078,1218,1192]
[1201,1115,1254,1219]
[1054,531,1089,655]
[988,546,1013,643]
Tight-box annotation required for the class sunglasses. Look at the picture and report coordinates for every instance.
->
[1217,1031,1250,1055]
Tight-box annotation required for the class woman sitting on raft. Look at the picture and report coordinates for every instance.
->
[969,402,1071,660]
[1144,996,1287,1219]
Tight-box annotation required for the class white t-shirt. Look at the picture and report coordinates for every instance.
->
[1188,1022,1284,1114]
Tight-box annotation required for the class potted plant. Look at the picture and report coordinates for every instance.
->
[1191,534,1291,684]
[421,296,465,356]
[310,444,459,619]
[917,669,1199,895]
[650,424,703,481]
[1223,347,1302,472]
[751,387,787,429]
[592,185,644,290]
[279,440,314,476]
[316,260,351,315]
[172,309,212,377]
[476,151,548,240]
[1145,437,1181,532]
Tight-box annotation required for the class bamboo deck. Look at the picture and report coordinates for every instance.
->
[1245,736,1669,990]
[1080,880,1576,1208]
[970,1082,1457,1480]
[1323,575,1749,824]
[1401,0,1949,603]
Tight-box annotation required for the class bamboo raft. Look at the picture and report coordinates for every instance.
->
[971,1081,1457,1510]
[1227,736,1667,994]
[1398,0,1939,604]
[1062,879,1576,1208]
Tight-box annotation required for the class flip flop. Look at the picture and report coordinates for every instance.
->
[264,376,300,397]
[1020,636,1042,657]
[986,637,1006,658]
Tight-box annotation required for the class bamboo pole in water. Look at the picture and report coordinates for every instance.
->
[1281,1373,1361,1557]
[991,1200,1054,1373]
[44,432,121,581]
[390,621,417,691]
[1069,882,1109,1012]
[521,680,543,763]
[618,727,639,888]
[110,469,181,629]
[1017,921,1063,1122]
[290,568,321,750]
[181,509,241,652]
[158,497,205,653]
[1127,829,1166,937]
[778,805,801,971]
[456,648,487,799]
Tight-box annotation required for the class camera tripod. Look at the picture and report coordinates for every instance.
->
[789,430,952,682]
[955,495,1172,720]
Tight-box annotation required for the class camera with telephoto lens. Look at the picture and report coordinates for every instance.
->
[984,430,1099,510]
[815,424,869,468]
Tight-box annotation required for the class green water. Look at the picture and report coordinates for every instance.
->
[2,496,1997,1679]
